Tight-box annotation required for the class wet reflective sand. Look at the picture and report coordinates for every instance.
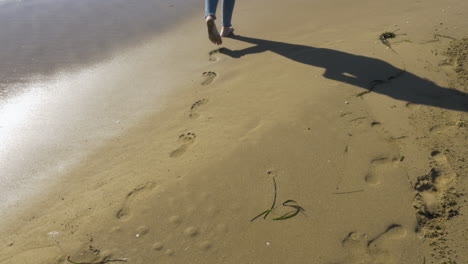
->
[0,0,199,213]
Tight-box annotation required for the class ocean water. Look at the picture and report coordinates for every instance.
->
[0,0,199,83]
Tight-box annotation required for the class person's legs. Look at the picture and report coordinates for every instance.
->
[221,0,235,27]
[220,0,235,37]
[205,0,222,45]
[205,0,219,19]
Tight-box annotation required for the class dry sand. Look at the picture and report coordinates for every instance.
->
[1,0,467,263]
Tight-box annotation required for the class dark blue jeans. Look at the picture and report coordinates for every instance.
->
[205,0,236,27]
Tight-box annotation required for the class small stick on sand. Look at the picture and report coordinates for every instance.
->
[332,190,364,195]
[67,256,127,264]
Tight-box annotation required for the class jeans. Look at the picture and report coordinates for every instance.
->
[205,0,236,27]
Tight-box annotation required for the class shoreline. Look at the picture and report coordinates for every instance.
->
[1,0,467,263]
[0,8,206,221]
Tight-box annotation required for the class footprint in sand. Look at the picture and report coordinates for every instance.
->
[209,48,224,61]
[367,224,408,248]
[413,150,459,236]
[428,119,465,133]
[169,133,196,158]
[405,102,422,110]
[201,72,216,86]
[429,124,448,133]
[68,244,120,264]
[340,225,408,264]
[189,99,208,118]
[364,157,398,185]
[115,182,157,220]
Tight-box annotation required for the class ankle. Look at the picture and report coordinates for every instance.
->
[206,15,215,22]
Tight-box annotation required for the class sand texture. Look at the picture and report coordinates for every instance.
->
[0,0,467,264]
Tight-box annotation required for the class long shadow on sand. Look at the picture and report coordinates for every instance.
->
[221,35,467,112]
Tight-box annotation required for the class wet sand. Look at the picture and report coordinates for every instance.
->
[0,0,201,214]
[1,0,467,263]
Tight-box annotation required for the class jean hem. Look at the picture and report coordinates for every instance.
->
[205,14,216,19]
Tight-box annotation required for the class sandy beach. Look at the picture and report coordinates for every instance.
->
[1,0,467,263]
